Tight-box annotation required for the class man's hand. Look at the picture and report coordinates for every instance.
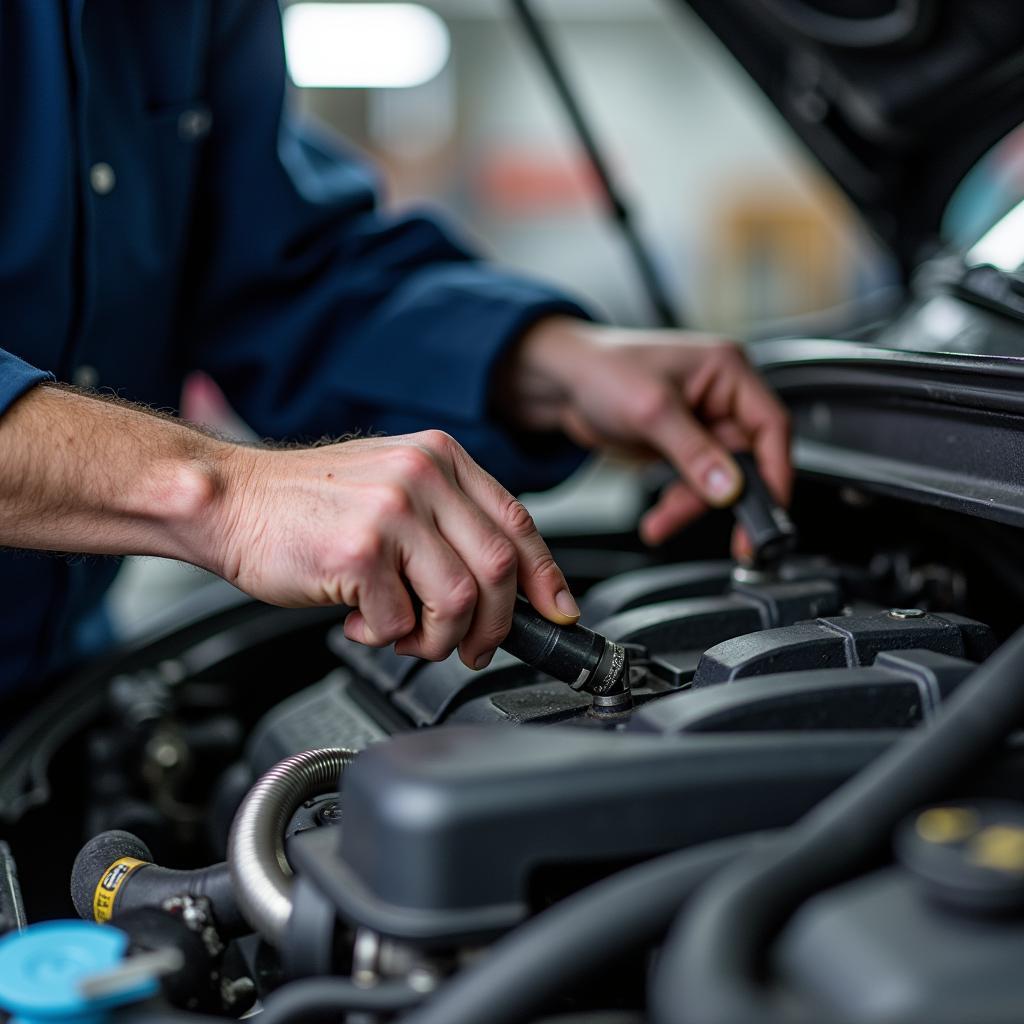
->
[0,387,578,669]
[214,431,578,669]
[498,318,792,556]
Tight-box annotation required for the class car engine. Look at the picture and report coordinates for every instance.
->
[5,447,1024,1024]
[5,0,1024,1017]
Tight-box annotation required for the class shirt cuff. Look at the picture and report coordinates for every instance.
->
[0,348,53,419]
[332,263,593,425]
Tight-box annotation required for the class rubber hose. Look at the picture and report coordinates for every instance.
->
[227,747,356,947]
[397,833,757,1024]
[257,978,423,1023]
[71,830,247,936]
[653,625,1024,1024]
[118,979,421,1024]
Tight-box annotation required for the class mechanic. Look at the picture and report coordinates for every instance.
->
[0,1,790,705]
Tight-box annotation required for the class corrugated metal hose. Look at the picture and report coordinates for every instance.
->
[227,747,356,946]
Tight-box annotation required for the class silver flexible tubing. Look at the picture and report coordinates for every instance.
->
[227,747,357,946]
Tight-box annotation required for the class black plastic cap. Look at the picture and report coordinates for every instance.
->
[896,801,1024,916]
[70,830,152,921]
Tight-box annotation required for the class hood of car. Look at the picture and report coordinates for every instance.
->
[676,0,1024,277]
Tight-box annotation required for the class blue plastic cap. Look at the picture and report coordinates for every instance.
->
[0,921,155,1023]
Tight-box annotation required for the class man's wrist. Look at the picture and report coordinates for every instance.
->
[494,316,596,431]
[140,428,249,575]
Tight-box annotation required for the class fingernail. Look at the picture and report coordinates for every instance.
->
[705,465,741,505]
[555,588,580,619]
[474,650,495,671]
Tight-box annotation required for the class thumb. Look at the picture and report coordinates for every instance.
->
[497,497,579,625]
[516,539,580,627]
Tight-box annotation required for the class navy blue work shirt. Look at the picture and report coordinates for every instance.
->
[0,0,588,696]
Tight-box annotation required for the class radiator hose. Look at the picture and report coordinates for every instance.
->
[227,747,356,947]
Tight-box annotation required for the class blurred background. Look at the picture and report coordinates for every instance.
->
[114,0,899,628]
[283,0,891,332]
[112,0,937,629]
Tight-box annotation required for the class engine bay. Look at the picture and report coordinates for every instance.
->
[5,470,1024,1023]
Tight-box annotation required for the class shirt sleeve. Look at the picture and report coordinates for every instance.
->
[0,348,53,419]
[183,0,588,494]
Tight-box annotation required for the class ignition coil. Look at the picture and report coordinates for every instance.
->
[732,450,797,568]
[500,597,632,714]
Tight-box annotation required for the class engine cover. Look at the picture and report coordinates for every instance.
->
[288,726,895,944]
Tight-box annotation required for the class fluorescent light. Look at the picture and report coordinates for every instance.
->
[966,198,1024,271]
[283,3,451,89]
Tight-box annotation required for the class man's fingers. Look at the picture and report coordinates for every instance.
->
[640,481,707,546]
[331,531,416,647]
[635,387,743,509]
[395,528,478,662]
[504,497,580,625]
[451,455,579,627]
[435,491,519,670]
[679,342,791,509]
[735,374,792,506]
[342,569,416,647]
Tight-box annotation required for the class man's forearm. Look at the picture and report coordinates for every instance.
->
[0,384,234,570]
[0,383,580,667]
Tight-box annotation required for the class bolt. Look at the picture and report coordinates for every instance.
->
[148,738,181,768]
[316,801,343,825]
[889,608,926,619]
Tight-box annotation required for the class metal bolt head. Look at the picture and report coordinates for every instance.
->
[316,801,343,825]
[147,738,180,769]
[889,608,926,619]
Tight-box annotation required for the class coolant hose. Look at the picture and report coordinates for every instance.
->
[652,625,1024,1024]
[227,747,356,947]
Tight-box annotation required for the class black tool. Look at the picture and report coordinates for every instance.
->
[732,451,797,567]
[500,596,632,713]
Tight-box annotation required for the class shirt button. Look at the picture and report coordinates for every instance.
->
[89,162,116,196]
[73,365,99,388]
[178,107,213,141]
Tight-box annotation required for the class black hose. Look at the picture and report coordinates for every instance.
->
[116,979,421,1024]
[652,625,1024,1024]
[71,830,246,936]
[397,833,757,1024]
[257,978,423,1023]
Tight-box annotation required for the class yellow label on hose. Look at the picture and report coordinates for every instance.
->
[93,856,146,922]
